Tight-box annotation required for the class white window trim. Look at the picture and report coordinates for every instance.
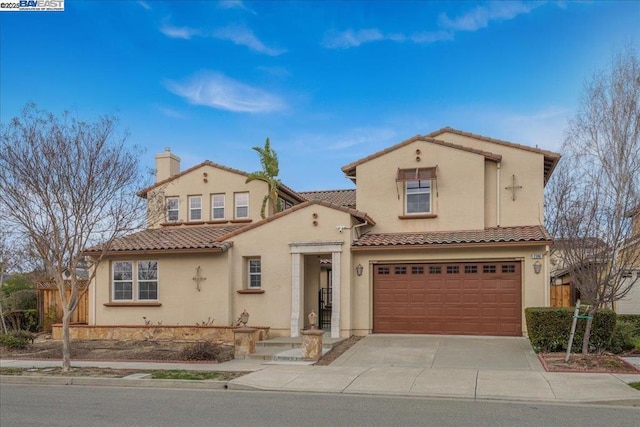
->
[137,260,159,301]
[211,194,225,220]
[248,258,261,288]
[188,195,202,221]
[112,261,133,301]
[111,260,159,302]
[405,180,432,215]
[235,192,249,219]
[166,197,179,222]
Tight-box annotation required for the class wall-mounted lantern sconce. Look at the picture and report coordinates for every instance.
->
[308,310,318,329]
[356,264,364,276]
[533,261,542,275]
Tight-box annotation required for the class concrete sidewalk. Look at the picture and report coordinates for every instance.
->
[2,357,639,405]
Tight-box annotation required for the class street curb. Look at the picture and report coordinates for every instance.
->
[0,375,227,389]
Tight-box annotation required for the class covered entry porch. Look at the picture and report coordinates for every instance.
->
[289,241,344,338]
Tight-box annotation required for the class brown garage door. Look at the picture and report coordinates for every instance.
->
[373,262,522,336]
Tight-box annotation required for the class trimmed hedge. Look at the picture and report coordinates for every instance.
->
[525,307,616,353]
[618,314,640,333]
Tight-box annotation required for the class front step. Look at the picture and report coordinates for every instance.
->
[247,335,345,362]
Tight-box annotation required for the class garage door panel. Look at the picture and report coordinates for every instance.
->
[374,262,522,336]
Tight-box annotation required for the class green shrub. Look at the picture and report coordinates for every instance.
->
[0,332,30,349]
[608,321,640,354]
[525,307,617,353]
[618,314,640,334]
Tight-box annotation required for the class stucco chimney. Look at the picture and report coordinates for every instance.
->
[155,147,181,183]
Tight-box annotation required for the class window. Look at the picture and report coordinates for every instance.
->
[429,266,442,274]
[211,194,225,220]
[502,265,516,273]
[377,267,390,275]
[166,197,179,222]
[412,266,424,274]
[248,259,261,288]
[235,192,249,219]
[446,265,459,274]
[112,261,158,301]
[465,265,478,274]
[137,261,158,300]
[188,196,202,221]
[112,262,133,300]
[405,180,431,214]
[483,265,497,274]
[395,266,407,275]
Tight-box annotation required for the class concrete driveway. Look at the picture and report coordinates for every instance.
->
[332,335,544,371]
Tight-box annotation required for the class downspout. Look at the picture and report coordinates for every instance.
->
[496,162,501,227]
[351,221,369,240]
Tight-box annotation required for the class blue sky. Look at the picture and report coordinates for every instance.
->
[1,1,638,191]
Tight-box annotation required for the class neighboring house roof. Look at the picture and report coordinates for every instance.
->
[426,127,561,184]
[341,135,503,178]
[136,160,305,203]
[299,189,356,208]
[220,200,375,241]
[84,224,246,255]
[352,225,551,249]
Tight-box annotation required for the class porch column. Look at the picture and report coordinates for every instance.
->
[290,252,302,337]
[331,251,341,338]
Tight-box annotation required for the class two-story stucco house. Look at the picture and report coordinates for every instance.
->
[86,127,560,338]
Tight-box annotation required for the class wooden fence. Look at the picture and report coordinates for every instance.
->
[37,281,89,327]
[550,284,572,308]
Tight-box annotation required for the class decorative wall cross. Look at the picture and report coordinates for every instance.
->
[192,266,206,292]
[505,174,523,201]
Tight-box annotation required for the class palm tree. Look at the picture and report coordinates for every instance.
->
[246,138,281,219]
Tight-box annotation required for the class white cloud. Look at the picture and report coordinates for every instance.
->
[438,1,544,32]
[321,28,385,49]
[257,66,291,78]
[328,127,398,150]
[213,25,286,56]
[411,31,454,44]
[155,105,187,119]
[322,1,548,49]
[160,24,202,40]
[137,1,151,10]
[165,72,286,113]
[217,0,256,15]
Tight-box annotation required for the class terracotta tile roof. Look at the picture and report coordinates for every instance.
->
[352,225,551,248]
[84,224,247,254]
[299,189,357,208]
[220,200,375,241]
[341,135,502,177]
[137,160,305,202]
[427,127,561,184]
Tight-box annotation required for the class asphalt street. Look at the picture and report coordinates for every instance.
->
[1,384,639,427]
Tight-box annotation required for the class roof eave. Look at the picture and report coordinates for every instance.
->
[351,239,552,251]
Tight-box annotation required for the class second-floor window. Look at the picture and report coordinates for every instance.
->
[235,192,249,219]
[405,180,431,214]
[211,194,225,220]
[166,197,179,222]
[189,196,202,221]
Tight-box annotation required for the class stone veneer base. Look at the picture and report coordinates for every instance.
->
[51,324,270,344]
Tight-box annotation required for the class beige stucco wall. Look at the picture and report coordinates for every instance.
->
[90,253,231,326]
[146,164,270,228]
[350,244,550,336]
[355,139,487,233]
[227,204,359,337]
[434,131,545,227]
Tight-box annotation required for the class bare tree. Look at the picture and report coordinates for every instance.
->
[548,45,640,355]
[0,103,148,370]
